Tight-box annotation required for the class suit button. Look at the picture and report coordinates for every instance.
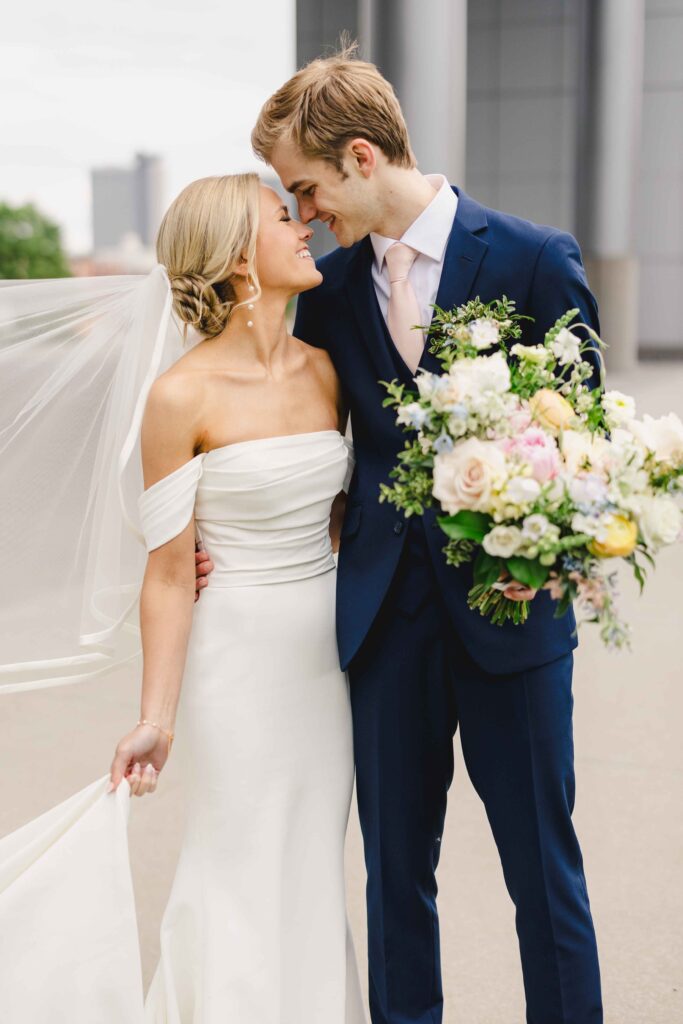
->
[393,521,404,535]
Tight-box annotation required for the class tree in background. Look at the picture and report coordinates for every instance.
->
[0,202,71,279]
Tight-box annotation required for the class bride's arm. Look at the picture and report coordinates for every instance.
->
[108,375,203,796]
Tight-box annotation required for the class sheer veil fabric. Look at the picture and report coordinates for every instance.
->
[0,270,367,1023]
[0,268,177,1016]
[0,266,195,693]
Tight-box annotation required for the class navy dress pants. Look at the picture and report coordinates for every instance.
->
[348,522,602,1024]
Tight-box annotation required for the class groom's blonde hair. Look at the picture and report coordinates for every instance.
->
[251,41,415,173]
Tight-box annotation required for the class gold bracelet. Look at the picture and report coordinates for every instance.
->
[137,718,175,751]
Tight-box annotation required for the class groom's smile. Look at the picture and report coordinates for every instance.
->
[270,139,378,249]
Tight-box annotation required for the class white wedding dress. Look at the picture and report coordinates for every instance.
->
[0,429,366,1024]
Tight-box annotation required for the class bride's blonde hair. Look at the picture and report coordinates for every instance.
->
[156,173,261,338]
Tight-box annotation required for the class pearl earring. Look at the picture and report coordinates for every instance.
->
[246,277,255,326]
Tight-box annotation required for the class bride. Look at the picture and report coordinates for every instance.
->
[0,174,366,1023]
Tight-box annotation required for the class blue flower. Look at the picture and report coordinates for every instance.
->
[433,432,455,455]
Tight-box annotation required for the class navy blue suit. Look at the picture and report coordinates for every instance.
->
[295,188,603,1024]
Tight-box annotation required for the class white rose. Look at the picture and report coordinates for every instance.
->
[482,525,524,558]
[551,327,581,365]
[636,495,683,550]
[629,413,683,466]
[469,317,500,351]
[510,343,550,366]
[601,390,636,429]
[432,437,506,514]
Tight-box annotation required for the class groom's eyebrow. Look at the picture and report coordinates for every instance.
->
[285,180,305,195]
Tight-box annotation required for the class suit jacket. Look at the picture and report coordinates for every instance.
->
[294,187,601,673]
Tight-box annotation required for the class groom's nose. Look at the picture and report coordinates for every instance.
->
[297,197,318,224]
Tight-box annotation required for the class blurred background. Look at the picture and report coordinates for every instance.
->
[2,2,682,1022]
[4,0,683,371]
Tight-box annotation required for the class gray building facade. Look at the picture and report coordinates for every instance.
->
[296,0,683,363]
[92,152,164,252]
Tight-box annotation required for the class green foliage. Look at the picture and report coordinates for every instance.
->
[443,538,476,566]
[437,510,491,542]
[505,556,550,590]
[378,436,435,517]
[426,295,531,369]
[0,202,71,279]
[542,308,580,347]
[473,548,504,588]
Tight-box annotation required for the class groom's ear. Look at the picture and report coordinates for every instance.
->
[348,139,377,179]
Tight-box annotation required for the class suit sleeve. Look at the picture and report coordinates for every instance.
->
[527,230,603,390]
[293,289,327,350]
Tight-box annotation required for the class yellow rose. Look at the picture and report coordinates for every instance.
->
[528,389,575,434]
[589,515,638,558]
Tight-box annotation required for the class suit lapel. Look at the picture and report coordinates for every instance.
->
[343,238,402,385]
[342,189,490,384]
[419,188,489,375]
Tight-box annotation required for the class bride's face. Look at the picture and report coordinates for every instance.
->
[253,186,322,296]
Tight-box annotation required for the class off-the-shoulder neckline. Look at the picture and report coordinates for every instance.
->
[140,429,348,496]
[199,428,343,458]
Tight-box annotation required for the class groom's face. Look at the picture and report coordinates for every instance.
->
[271,140,379,248]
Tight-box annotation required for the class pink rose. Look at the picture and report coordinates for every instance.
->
[502,426,561,483]
[433,437,506,514]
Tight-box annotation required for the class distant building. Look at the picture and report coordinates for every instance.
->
[91,153,163,252]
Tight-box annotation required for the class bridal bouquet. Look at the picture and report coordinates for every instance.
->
[380,297,683,648]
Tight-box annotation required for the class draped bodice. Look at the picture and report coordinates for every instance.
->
[138,430,353,588]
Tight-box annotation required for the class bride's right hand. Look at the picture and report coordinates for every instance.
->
[107,723,170,796]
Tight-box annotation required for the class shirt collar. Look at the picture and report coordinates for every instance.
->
[370,173,458,272]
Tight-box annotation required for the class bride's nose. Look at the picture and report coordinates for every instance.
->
[298,222,314,242]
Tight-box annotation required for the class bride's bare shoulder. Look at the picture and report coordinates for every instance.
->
[141,355,209,460]
[146,359,206,418]
[295,337,337,380]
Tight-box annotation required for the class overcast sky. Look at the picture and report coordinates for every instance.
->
[2,0,295,252]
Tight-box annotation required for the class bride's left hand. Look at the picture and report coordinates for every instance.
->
[107,723,169,796]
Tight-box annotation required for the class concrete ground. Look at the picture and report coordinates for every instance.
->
[1,363,681,1023]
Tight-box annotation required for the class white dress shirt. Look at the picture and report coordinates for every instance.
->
[369,173,458,331]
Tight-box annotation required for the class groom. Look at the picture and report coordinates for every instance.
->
[252,48,603,1024]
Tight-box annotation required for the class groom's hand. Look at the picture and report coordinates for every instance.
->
[504,581,538,602]
[498,572,538,603]
[195,541,214,601]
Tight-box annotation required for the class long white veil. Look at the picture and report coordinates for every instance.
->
[0,266,195,694]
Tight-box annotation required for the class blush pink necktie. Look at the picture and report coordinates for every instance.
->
[384,242,425,374]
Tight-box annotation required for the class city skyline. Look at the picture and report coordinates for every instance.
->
[3,0,296,253]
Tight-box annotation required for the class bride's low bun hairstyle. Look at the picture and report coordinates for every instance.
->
[156,174,261,338]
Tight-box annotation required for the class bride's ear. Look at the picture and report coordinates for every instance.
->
[232,257,250,281]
